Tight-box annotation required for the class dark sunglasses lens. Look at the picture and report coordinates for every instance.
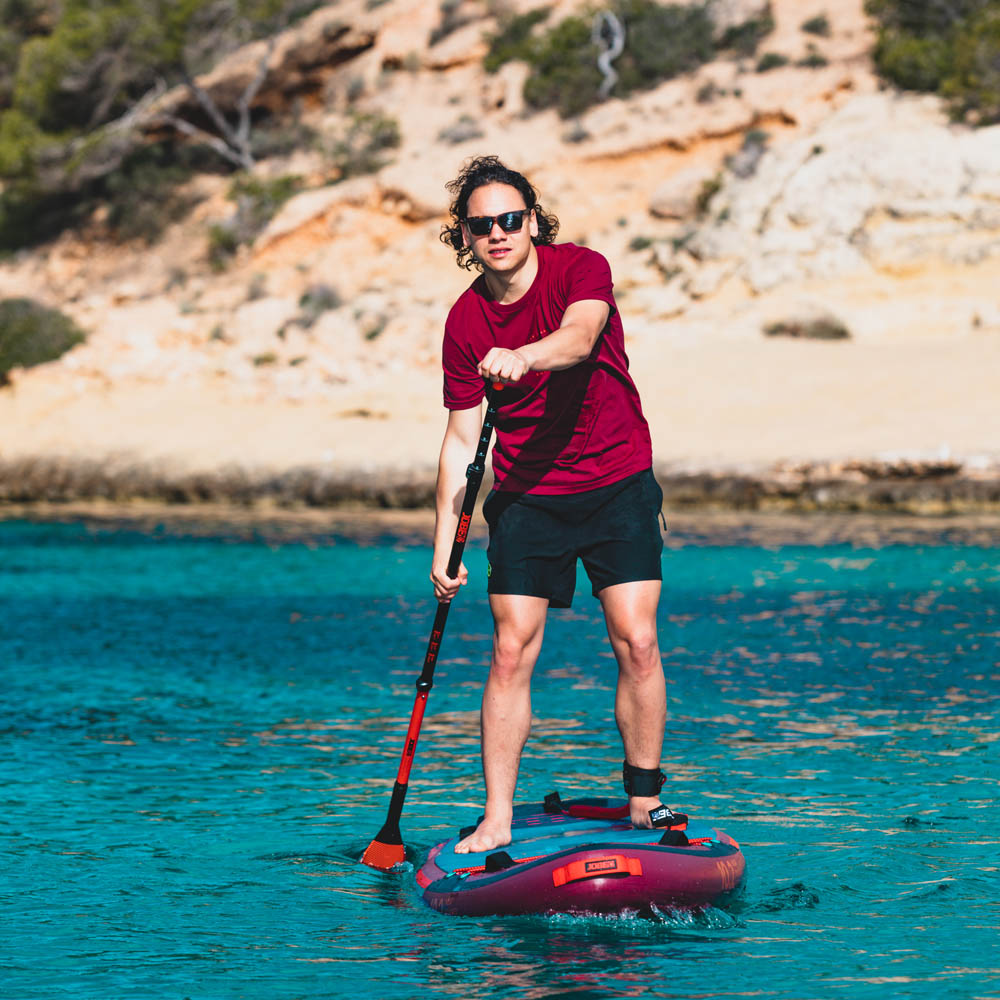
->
[498,211,525,232]
[466,210,527,236]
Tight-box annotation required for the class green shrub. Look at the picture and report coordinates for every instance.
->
[484,8,551,73]
[208,173,301,269]
[250,116,320,160]
[207,224,240,272]
[297,282,341,326]
[872,31,951,91]
[865,0,983,36]
[437,114,485,144]
[800,14,831,36]
[942,7,1000,124]
[322,111,401,179]
[0,179,90,252]
[867,0,999,124]
[797,43,829,68]
[695,173,722,215]
[612,0,716,93]
[696,79,716,102]
[230,173,300,231]
[716,4,775,55]
[764,316,850,340]
[0,2,49,106]
[0,297,86,384]
[104,143,199,243]
[756,51,789,72]
[0,0,324,250]
[430,0,479,47]
[492,1,716,118]
[521,14,604,117]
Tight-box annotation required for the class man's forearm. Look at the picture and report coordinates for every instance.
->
[433,445,469,563]
[519,321,597,372]
[478,300,609,383]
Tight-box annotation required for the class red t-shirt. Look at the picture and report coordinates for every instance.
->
[442,242,652,494]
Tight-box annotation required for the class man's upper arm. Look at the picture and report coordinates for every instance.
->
[442,404,483,457]
[561,298,610,352]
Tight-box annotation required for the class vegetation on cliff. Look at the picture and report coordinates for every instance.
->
[0,0,319,249]
[0,297,85,384]
[867,0,1000,124]
[486,1,756,118]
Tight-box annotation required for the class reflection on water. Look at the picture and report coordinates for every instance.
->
[0,520,998,999]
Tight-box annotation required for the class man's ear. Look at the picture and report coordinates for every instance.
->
[528,209,539,239]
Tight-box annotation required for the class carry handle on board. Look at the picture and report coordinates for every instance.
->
[361,381,502,870]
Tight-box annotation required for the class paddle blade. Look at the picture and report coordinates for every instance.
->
[362,781,410,869]
[361,835,405,871]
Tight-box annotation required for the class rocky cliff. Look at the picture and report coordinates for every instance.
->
[1,0,998,512]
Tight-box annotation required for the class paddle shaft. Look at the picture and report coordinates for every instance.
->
[377,385,501,840]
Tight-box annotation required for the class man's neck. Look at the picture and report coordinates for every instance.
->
[482,245,539,305]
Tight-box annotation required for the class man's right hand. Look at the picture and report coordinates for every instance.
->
[431,559,468,602]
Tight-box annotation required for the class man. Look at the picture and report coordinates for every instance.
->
[432,155,669,854]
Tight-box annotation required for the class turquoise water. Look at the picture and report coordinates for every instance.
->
[1,518,998,999]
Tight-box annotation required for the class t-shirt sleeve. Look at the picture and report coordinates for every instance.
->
[564,246,617,315]
[442,312,485,410]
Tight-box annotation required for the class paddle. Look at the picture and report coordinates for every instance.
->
[362,382,502,870]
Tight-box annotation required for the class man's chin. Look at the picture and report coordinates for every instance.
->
[480,252,517,271]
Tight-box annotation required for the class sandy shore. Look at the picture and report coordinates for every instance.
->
[3,334,999,476]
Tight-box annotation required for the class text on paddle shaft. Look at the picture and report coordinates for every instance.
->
[424,628,443,667]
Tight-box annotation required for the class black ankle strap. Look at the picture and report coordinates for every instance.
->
[622,760,665,797]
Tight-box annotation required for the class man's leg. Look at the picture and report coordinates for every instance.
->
[454,593,549,854]
[598,579,666,828]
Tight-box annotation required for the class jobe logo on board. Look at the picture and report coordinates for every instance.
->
[584,859,618,874]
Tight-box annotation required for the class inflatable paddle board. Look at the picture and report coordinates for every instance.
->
[417,793,745,917]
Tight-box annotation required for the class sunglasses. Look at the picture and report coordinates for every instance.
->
[463,209,530,237]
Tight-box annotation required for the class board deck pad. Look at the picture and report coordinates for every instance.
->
[434,809,719,873]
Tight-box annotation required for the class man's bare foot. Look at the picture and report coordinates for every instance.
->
[628,795,663,828]
[454,817,512,854]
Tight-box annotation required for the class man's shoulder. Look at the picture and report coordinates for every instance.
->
[446,276,486,322]
[543,242,609,266]
[541,242,612,283]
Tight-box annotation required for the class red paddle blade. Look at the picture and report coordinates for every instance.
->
[361,814,405,870]
[361,837,406,870]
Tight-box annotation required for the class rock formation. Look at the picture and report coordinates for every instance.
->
[1,0,998,511]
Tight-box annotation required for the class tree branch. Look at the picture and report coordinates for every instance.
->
[35,79,169,190]
[181,67,244,155]
[160,113,250,169]
[235,33,278,150]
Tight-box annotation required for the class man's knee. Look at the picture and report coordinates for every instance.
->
[494,632,536,665]
[614,624,661,673]
[491,624,542,681]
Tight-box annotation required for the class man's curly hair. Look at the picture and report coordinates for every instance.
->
[440,155,560,271]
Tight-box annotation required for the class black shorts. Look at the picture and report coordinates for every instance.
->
[483,469,664,609]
